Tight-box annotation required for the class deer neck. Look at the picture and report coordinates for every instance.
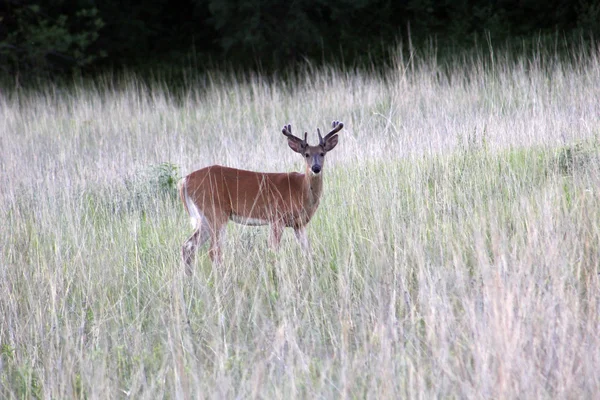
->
[304,169,324,208]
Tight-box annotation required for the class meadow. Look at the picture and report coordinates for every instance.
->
[1,46,600,398]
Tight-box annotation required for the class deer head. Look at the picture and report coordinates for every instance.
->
[282,121,343,175]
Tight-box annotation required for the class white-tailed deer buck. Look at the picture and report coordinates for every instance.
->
[179,120,344,270]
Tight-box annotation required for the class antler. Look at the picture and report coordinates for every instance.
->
[282,124,307,148]
[318,120,344,147]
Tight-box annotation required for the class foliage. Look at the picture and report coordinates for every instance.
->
[206,0,405,66]
[123,162,182,211]
[0,3,105,76]
[1,0,600,79]
[557,139,600,176]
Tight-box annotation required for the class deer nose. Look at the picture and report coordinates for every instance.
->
[311,165,321,174]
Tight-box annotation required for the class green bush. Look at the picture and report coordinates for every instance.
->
[0,4,104,76]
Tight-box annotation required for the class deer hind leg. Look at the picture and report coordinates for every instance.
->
[182,216,210,274]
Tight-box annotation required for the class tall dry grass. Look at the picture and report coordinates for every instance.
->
[1,46,600,398]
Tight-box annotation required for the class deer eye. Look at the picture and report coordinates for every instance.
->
[305,154,310,158]
[320,153,325,157]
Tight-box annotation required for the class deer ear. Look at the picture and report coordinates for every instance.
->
[287,138,303,153]
[323,134,338,152]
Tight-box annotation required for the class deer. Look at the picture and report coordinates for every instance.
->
[179,120,344,271]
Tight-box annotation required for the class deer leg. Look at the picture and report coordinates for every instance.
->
[294,227,311,253]
[269,223,284,251]
[208,223,226,265]
[182,229,200,269]
[182,220,210,275]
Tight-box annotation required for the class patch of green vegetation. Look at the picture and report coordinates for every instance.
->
[123,162,181,209]
[0,361,43,399]
[325,138,599,288]
[556,138,600,176]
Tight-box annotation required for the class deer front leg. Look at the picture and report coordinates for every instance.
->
[208,229,225,265]
[269,222,284,251]
[207,216,227,265]
[294,227,310,253]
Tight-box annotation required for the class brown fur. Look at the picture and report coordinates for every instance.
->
[180,121,342,270]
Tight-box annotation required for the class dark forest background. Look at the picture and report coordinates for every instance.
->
[1,0,599,82]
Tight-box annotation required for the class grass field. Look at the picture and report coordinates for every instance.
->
[2,46,600,398]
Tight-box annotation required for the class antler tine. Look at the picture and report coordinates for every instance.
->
[282,124,308,148]
[317,128,324,145]
[328,120,344,136]
[281,124,294,138]
[319,120,344,145]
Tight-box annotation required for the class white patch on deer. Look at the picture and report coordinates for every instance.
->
[230,214,269,226]
[181,176,207,228]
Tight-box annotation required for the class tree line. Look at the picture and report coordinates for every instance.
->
[1,0,598,79]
